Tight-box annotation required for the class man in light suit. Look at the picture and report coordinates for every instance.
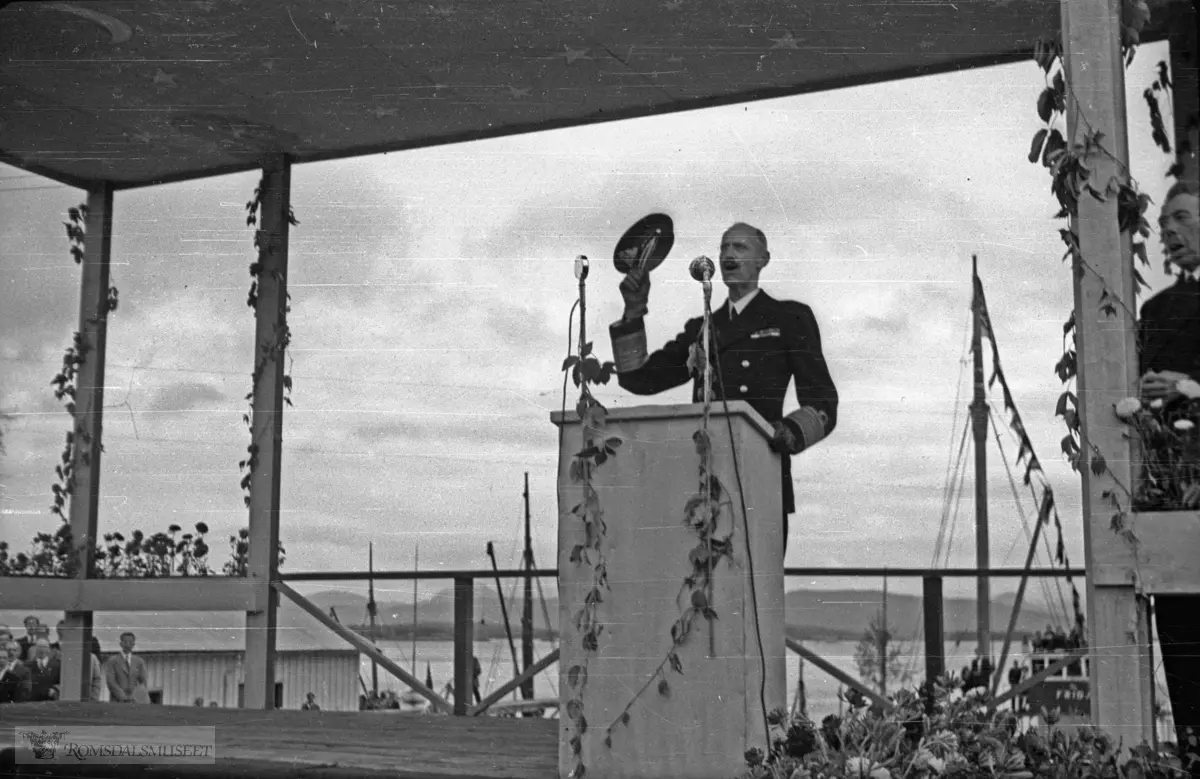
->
[104,631,148,703]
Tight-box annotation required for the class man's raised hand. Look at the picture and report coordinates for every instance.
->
[619,265,651,321]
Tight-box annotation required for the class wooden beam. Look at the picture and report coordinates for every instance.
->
[922,576,945,684]
[243,155,291,711]
[987,647,1087,712]
[785,638,895,713]
[1093,511,1200,593]
[454,576,474,716]
[60,183,112,703]
[0,576,265,612]
[273,582,452,713]
[1062,0,1154,739]
[1166,0,1198,188]
[471,649,558,716]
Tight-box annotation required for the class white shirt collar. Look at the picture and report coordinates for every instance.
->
[728,288,761,316]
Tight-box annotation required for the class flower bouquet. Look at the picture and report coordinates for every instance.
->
[1117,379,1200,510]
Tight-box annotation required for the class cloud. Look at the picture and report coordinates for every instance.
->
[147,381,225,413]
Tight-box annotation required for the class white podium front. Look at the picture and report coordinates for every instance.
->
[551,401,786,779]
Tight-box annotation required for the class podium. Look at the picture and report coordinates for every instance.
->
[551,401,786,779]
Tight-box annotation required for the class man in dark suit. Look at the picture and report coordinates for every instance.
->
[609,222,838,550]
[0,640,33,703]
[1137,179,1200,766]
[25,639,61,702]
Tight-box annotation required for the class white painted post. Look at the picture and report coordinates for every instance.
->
[1062,0,1154,741]
[243,156,291,710]
[61,183,113,702]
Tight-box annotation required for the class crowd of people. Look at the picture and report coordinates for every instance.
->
[0,615,148,704]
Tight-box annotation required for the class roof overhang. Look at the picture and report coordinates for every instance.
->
[0,0,1181,190]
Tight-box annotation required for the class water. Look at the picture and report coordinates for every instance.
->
[358,638,1032,717]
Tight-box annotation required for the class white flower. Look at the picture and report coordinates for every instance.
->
[1174,419,1196,431]
[845,758,873,778]
[1178,379,1200,399]
[1150,399,1165,409]
[1114,397,1143,420]
[869,767,891,779]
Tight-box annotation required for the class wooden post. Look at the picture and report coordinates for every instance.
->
[1062,0,1154,740]
[1166,0,1198,188]
[243,156,291,710]
[453,575,474,716]
[970,257,991,667]
[61,183,113,703]
[922,576,945,685]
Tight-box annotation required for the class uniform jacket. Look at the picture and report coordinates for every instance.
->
[1138,276,1200,380]
[609,290,838,515]
[0,660,32,703]
[104,653,148,702]
[25,656,61,702]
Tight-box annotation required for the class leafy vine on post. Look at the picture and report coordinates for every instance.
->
[560,331,617,779]
[239,176,298,509]
[1031,0,1157,551]
[49,203,118,577]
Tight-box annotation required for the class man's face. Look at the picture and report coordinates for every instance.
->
[5,642,19,662]
[33,640,49,660]
[120,634,136,653]
[1160,192,1200,271]
[719,226,769,288]
[24,618,37,635]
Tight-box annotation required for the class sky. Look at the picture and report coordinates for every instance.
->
[0,42,1178,617]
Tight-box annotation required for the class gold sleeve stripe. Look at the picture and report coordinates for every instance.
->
[610,318,648,373]
[786,406,826,449]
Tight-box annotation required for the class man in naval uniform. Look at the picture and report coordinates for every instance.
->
[608,221,838,550]
[1137,179,1200,769]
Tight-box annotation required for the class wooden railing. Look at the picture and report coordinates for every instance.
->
[275,566,1086,716]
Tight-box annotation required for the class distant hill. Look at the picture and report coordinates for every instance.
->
[302,584,1058,643]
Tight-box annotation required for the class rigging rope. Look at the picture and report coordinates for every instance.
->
[989,408,1070,631]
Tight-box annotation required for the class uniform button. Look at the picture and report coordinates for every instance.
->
[741,360,750,368]
[739,385,748,393]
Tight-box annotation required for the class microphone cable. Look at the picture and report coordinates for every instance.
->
[558,298,581,466]
[709,308,773,750]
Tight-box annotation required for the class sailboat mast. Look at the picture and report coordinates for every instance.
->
[411,545,418,675]
[369,542,378,696]
[970,255,992,667]
[522,472,535,701]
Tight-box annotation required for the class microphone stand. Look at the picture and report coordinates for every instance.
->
[698,265,716,660]
[575,255,588,361]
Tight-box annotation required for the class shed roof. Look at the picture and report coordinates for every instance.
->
[0,604,357,654]
[0,0,1180,190]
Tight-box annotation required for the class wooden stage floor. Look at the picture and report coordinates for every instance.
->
[0,702,558,779]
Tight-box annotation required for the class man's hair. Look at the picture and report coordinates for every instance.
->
[120,631,135,641]
[725,222,769,254]
[34,638,49,648]
[24,616,38,625]
[1166,179,1199,203]
[4,640,19,651]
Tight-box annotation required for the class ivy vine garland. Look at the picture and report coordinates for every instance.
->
[238,177,298,509]
[1033,2,1171,562]
[49,203,118,576]
[562,329,742,776]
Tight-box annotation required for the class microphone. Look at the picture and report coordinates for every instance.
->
[689,255,715,282]
[574,255,589,281]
